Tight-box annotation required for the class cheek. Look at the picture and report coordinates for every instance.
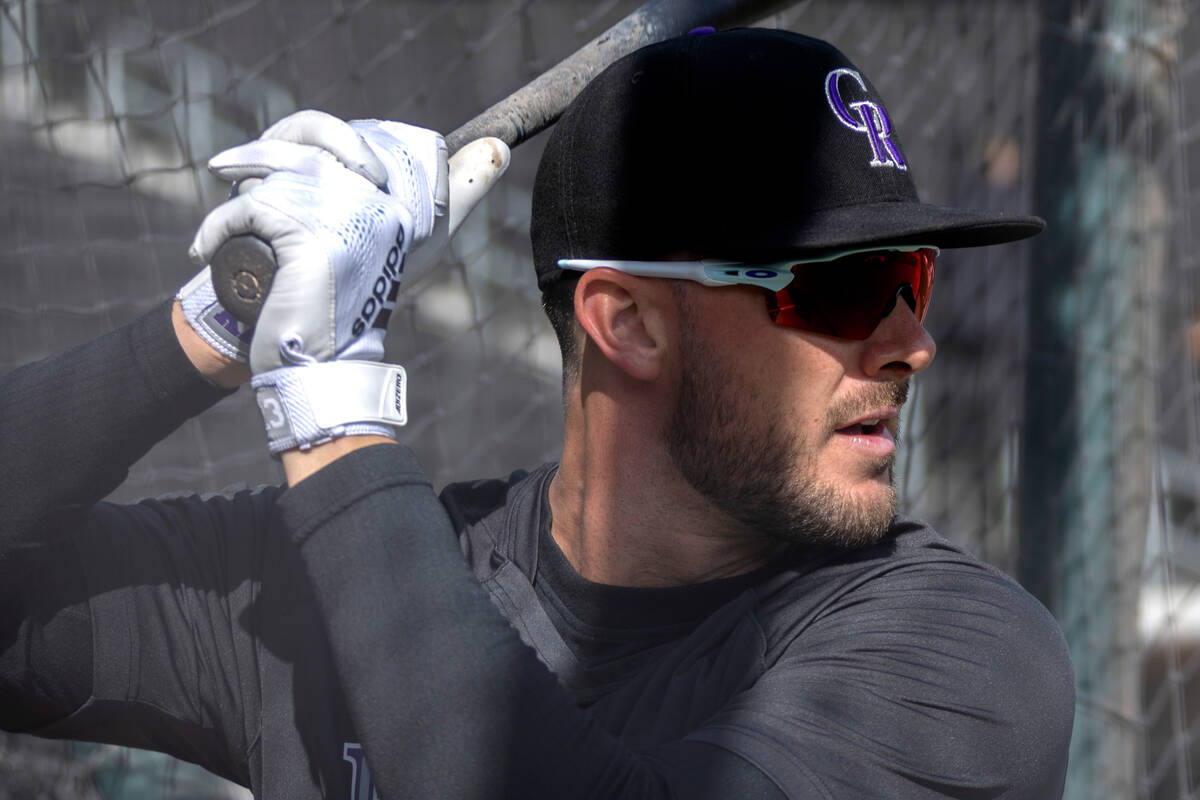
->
[689,287,849,425]
[774,353,843,434]
[732,339,844,435]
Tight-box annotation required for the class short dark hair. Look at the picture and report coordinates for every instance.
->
[541,273,582,389]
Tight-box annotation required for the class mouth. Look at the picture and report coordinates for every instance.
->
[832,410,899,457]
[834,407,899,435]
[834,418,889,437]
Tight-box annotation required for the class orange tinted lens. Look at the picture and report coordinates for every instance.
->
[765,249,935,340]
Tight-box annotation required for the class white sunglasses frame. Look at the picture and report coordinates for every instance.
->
[556,244,940,293]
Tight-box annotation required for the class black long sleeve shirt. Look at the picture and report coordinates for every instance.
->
[0,303,1075,798]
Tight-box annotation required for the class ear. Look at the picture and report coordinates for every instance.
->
[574,269,671,382]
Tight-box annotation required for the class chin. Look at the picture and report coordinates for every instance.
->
[855,464,896,495]
[828,454,895,495]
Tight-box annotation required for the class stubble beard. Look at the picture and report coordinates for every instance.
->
[664,333,904,554]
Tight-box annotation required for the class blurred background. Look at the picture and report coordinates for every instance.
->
[0,0,1196,797]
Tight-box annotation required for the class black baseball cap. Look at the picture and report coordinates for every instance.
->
[531,27,1044,290]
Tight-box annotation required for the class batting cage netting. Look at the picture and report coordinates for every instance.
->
[1,0,1197,797]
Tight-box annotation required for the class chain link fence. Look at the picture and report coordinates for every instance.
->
[1,0,1198,797]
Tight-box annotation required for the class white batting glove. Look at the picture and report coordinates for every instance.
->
[207,109,448,220]
[174,109,407,367]
[207,109,503,283]
[177,110,383,367]
[188,113,509,454]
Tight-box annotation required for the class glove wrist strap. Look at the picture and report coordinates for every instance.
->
[176,269,252,363]
[251,361,407,455]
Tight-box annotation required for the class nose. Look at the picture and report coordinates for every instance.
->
[860,300,937,377]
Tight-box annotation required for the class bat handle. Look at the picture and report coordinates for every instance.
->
[211,234,278,325]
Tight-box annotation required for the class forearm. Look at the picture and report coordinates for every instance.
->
[0,302,237,730]
[0,302,232,543]
[175,298,384,484]
[280,435,395,485]
[174,291,396,484]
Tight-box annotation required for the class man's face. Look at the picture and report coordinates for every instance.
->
[664,282,936,552]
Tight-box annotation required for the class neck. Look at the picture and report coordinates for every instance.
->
[548,384,786,588]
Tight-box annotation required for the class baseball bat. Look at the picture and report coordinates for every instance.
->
[211,0,792,325]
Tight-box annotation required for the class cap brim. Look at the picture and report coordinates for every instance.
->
[711,201,1045,259]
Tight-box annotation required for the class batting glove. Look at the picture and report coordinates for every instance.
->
[175,109,424,367]
[206,109,448,221]
[188,113,509,454]
[208,109,501,286]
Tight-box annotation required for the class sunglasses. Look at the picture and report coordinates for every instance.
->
[557,244,937,341]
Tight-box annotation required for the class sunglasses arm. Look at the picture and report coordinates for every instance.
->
[556,259,793,291]
[556,259,716,283]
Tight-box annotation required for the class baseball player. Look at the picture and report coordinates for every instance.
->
[0,28,1074,799]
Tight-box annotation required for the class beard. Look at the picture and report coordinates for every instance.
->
[664,328,905,554]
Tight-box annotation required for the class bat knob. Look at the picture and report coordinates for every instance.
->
[211,234,278,325]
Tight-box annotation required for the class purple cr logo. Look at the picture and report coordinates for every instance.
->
[824,68,907,171]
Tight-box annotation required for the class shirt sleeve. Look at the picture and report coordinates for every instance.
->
[0,303,265,785]
[16,488,275,786]
[690,550,1076,799]
[0,303,232,545]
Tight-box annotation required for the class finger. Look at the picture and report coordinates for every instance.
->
[209,140,347,184]
[446,137,511,236]
[190,194,264,265]
[260,109,388,187]
[190,186,314,266]
[355,119,449,216]
[193,171,373,265]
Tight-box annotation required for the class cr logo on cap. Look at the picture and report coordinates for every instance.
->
[824,68,907,171]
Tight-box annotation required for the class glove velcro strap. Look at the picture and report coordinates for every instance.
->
[251,361,407,454]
